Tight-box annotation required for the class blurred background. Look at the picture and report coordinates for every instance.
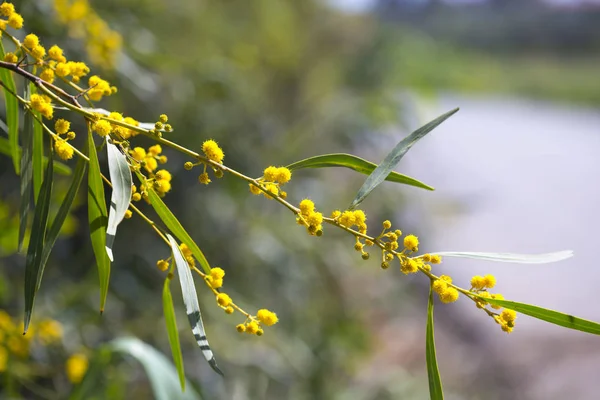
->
[1,0,600,398]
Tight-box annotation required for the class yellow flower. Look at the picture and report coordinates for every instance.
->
[38,319,63,345]
[275,167,292,184]
[299,199,315,215]
[439,287,459,304]
[208,277,223,289]
[236,324,246,333]
[39,68,55,83]
[246,321,259,334]
[249,183,261,195]
[159,114,168,123]
[54,139,74,160]
[154,179,171,195]
[490,293,504,310]
[66,353,89,384]
[156,260,169,271]
[430,255,442,264]
[3,52,17,63]
[403,234,419,251]
[470,275,486,290]
[155,169,171,182]
[432,279,447,294]
[483,274,496,289]
[130,147,146,162]
[256,309,278,326]
[0,2,15,17]
[55,119,70,135]
[307,211,323,227]
[216,293,232,308]
[144,157,158,173]
[23,34,39,49]
[0,347,7,372]
[353,210,367,225]
[7,12,23,29]
[148,144,162,156]
[263,166,278,181]
[31,45,46,60]
[55,62,71,77]
[48,45,65,61]
[201,139,224,164]
[382,220,392,229]
[500,309,517,324]
[338,210,356,227]
[210,267,225,280]
[400,258,419,274]
[92,120,111,137]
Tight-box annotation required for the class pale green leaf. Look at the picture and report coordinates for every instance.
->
[163,276,186,390]
[433,251,573,264]
[426,285,444,400]
[0,41,20,173]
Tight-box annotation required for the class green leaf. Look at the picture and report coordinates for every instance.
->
[433,250,573,264]
[87,128,111,313]
[163,276,186,391]
[40,158,86,269]
[286,153,434,191]
[426,285,444,400]
[110,337,201,400]
[0,136,71,176]
[478,296,600,335]
[23,150,53,333]
[105,139,132,261]
[348,108,459,210]
[167,234,223,376]
[18,106,34,253]
[0,41,20,174]
[30,83,44,203]
[141,177,211,275]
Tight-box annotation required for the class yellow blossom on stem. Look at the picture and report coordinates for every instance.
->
[0,2,15,16]
[403,234,419,251]
[202,139,224,163]
[198,172,211,185]
[216,293,232,308]
[8,13,23,29]
[48,45,65,61]
[55,119,70,135]
[439,287,459,304]
[3,52,17,63]
[92,120,111,137]
[257,309,279,326]
[246,321,259,334]
[210,267,225,280]
[23,34,39,49]
[54,139,73,160]
[156,260,169,271]
[483,274,497,289]
[470,275,486,290]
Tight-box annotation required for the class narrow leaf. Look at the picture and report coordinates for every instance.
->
[426,285,444,400]
[163,276,186,390]
[18,108,34,252]
[109,338,201,400]
[432,250,573,264]
[348,108,459,210]
[286,153,434,191]
[30,83,44,202]
[23,152,53,333]
[0,41,20,173]
[141,178,210,275]
[0,136,72,176]
[105,139,133,261]
[40,158,86,269]
[167,234,223,376]
[478,296,600,335]
[87,128,111,312]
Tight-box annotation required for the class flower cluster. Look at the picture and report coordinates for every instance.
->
[130,144,168,174]
[248,165,291,199]
[53,0,122,69]
[296,199,324,236]
[0,310,63,372]
[235,309,279,336]
[30,94,54,119]
[53,118,76,160]
[0,2,23,30]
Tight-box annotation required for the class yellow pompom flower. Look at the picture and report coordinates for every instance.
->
[54,139,73,160]
[55,119,70,135]
[210,267,225,280]
[249,183,261,195]
[124,209,132,219]
[353,210,367,225]
[439,287,459,304]
[470,275,486,290]
[144,157,158,173]
[207,277,223,289]
[156,260,169,271]
[307,211,323,227]
[432,279,447,294]
[400,258,419,274]
[483,274,496,289]
[202,139,224,163]
[490,293,504,310]
[155,169,171,182]
[23,34,39,49]
[31,45,46,60]
[299,199,315,215]
[338,210,356,227]
[8,13,23,29]
[148,144,162,156]
[130,147,146,162]
[500,309,517,324]
[382,220,392,229]
[263,166,278,181]
[39,68,55,83]
[3,52,17,63]
[154,179,171,195]
[403,234,419,251]
[246,321,259,334]
[55,62,71,77]
[216,293,232,308]
[275,167,292,184]
[430,255,442,264]
[66,353,89,384]
[262,182,278,198]
[0,2,15,16]
[159,114,168,123]
[48,45,64,61]
[236,324,246,333]
[256,309,279,326]
[92,120,112,137]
